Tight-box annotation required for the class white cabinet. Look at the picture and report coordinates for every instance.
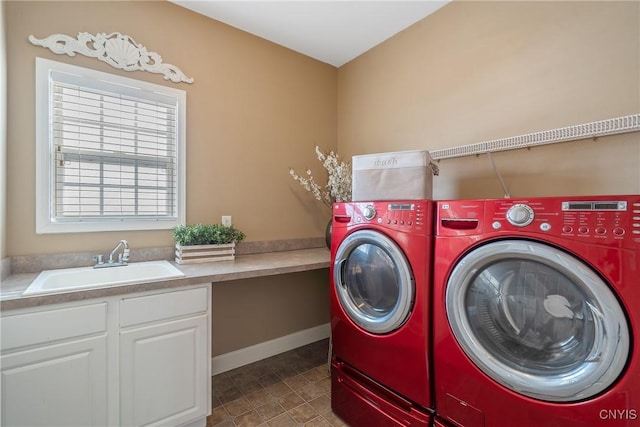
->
[0,303,108,427]
[0,284,211,427]
[119,287,210,427]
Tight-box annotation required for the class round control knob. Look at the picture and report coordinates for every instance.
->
[363,205,376,220]
[613,227,625,236]
[506,204,535,227]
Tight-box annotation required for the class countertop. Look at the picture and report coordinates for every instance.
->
[0,248,331,311]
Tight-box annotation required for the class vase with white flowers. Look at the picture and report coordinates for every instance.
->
[289,146,352,248]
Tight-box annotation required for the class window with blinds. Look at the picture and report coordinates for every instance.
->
[36,58,186,233]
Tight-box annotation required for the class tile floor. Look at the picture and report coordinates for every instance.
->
[207,338,347,427]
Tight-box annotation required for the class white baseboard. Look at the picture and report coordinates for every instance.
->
[211,322,330,376]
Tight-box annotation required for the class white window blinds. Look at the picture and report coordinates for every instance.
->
[52,79,177,219]
[36,58,186,233]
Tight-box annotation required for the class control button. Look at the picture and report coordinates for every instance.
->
[562,226,573,233]
[635,224,640,228]
[613,227,625,236]
[578,226,589,234]
[540,223,551,232]
[633,230,640,235]
[506,204,535,227]
[595,227,606,235]
[363,205,376,220]
[407,221,413,226]
[492,221,502,230]
[356,217,362,223]
[377,218,383,224]
[400,220,405,225]
[393,220,398,224]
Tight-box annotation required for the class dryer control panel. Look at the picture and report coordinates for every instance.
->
[333,200,433,236]
[438,195,640,248]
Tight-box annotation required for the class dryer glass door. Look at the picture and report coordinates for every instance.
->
[446,239,629,402]
[334,229,414,334]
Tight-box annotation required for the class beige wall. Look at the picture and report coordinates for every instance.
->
[5,0,334,355]
[338,1,640,199]
[1,1,7,265]
[212,270,329,356]
[6,0,337,257]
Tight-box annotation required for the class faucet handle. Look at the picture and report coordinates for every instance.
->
[122,247,130,263]
[92,254,104,264]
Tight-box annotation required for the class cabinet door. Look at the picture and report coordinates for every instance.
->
[1,335,108,426]
[120,314,209,427]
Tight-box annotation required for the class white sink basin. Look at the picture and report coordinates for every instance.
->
[23,261,186,296]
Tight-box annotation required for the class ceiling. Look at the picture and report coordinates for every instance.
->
[169,1,450,67]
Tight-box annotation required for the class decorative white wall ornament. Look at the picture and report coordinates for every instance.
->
[28,32,194,84]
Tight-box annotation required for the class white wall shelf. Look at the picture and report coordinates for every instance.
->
[430,114,640,160]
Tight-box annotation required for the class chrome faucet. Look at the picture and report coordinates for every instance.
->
[109,240,130,264]
[93,240,130,268]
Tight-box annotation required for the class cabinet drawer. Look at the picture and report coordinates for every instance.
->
[1,303,107,351]
[120,286,209,327]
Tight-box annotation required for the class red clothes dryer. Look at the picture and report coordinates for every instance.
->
[433,195,639,427]
[330,201,434,426]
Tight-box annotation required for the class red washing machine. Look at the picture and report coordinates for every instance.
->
[433,195,639,427]
[330,201,434,426]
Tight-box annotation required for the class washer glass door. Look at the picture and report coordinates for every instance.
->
[446,239,629,402]
[334,229,414,334]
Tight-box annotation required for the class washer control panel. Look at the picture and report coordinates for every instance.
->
[333,201,433,235]
[559,200,630,238]
[438,195,639,248]
[486,195,639,247]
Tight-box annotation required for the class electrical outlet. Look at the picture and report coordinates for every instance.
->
[222,216,232,227]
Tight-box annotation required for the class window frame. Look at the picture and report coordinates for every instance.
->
[35,57,186,234]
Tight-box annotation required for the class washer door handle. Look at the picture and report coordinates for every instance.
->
[337,259,348,287]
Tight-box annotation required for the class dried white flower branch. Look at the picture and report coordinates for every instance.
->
[290,146,352,208]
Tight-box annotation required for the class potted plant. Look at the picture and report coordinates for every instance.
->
[172,223,246,264]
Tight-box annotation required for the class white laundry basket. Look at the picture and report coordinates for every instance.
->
[352,150,438,201]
